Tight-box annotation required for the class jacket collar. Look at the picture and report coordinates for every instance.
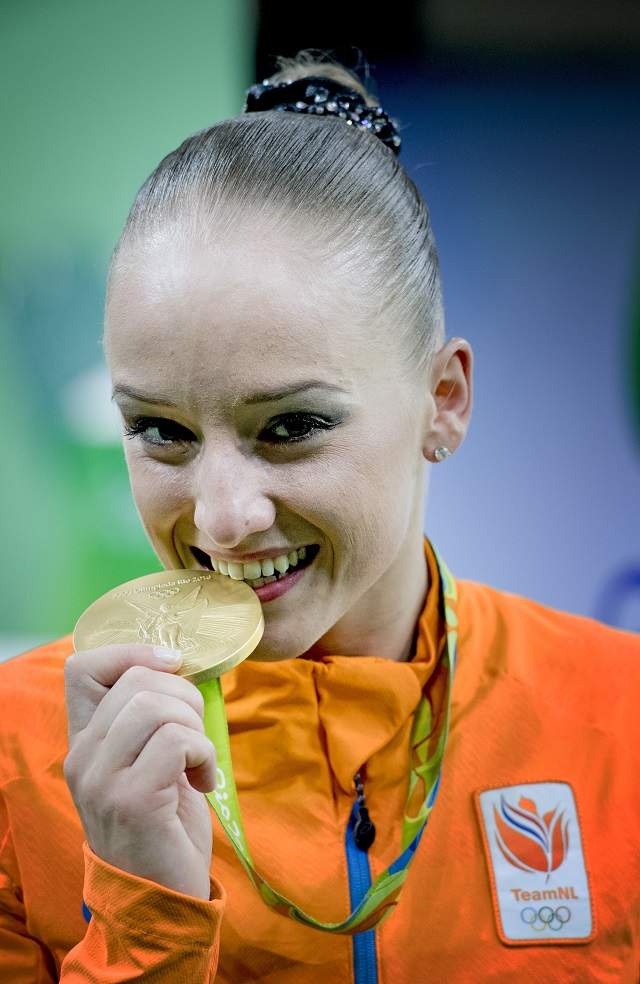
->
[222,537,446,795]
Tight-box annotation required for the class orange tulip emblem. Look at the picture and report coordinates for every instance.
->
[493,793,569,883]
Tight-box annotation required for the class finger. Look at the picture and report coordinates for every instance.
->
[93,692,205,773]
[130,723,217,795]
[64,644,182,740]
[84,665,204,744]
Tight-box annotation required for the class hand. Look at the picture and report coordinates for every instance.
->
[63,644,217,900]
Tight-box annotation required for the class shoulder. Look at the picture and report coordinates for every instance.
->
[455,578,640,732]
[0,634,73,784]
[456,577,640,664]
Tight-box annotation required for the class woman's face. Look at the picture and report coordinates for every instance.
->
[104,221,470,662]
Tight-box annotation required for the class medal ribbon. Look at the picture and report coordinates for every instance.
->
[198,546,458,935]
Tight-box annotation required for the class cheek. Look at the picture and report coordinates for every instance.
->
[124,447,187,524]
[346,417,417,509]
[315,427,417,569]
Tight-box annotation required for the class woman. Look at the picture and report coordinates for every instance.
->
[1,50,638,983]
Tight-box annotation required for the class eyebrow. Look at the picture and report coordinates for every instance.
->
[110,380,350,407]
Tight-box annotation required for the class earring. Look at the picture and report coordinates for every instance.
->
[434,446,452,462]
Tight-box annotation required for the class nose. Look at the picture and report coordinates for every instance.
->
[192,443,276,548]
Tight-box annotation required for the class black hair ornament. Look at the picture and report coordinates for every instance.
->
[244,75,402,156]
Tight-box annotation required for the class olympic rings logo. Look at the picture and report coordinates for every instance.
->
[520,905,572,931]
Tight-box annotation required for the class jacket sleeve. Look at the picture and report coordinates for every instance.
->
[1,782,226,983]
[60,842,226,982]
[0,787,59,981]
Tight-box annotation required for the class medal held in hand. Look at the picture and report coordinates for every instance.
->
[72,549,458,935]
[73,569,264,683]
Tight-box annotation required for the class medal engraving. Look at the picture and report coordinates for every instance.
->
[74,570,264,683]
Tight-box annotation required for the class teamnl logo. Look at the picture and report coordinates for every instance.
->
[477,782,593,942]
[494,792,577,933]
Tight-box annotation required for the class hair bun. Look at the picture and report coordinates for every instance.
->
[244,74,401,155]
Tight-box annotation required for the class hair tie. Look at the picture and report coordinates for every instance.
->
[243,75,402,155]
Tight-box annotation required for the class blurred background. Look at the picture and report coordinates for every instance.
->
[1,0,639,661]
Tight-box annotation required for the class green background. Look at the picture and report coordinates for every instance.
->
[0,0,254,649]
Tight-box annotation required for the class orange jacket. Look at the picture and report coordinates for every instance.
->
[0,537,638,982]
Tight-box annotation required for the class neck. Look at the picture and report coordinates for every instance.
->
[303,534,429,663]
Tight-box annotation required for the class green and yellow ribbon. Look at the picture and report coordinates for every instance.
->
[199,546,458,934]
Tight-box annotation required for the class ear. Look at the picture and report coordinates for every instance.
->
[422,338,474,463]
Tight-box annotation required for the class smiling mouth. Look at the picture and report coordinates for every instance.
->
[190,544,320,584]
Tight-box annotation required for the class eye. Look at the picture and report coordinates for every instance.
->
[122,417,193,448]
[261,413,336,445]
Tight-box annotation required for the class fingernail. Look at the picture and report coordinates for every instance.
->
[152,647,183,665]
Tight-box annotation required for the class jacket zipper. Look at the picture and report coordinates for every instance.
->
[345,775,379,984]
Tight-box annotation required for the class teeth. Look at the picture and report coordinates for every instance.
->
[274,555,290,575]
[205,547,312,583]
[243,560,263,580]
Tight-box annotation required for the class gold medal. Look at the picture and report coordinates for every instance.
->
[73,569,264,683]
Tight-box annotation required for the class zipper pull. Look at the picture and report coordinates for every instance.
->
[353,771,376,851]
